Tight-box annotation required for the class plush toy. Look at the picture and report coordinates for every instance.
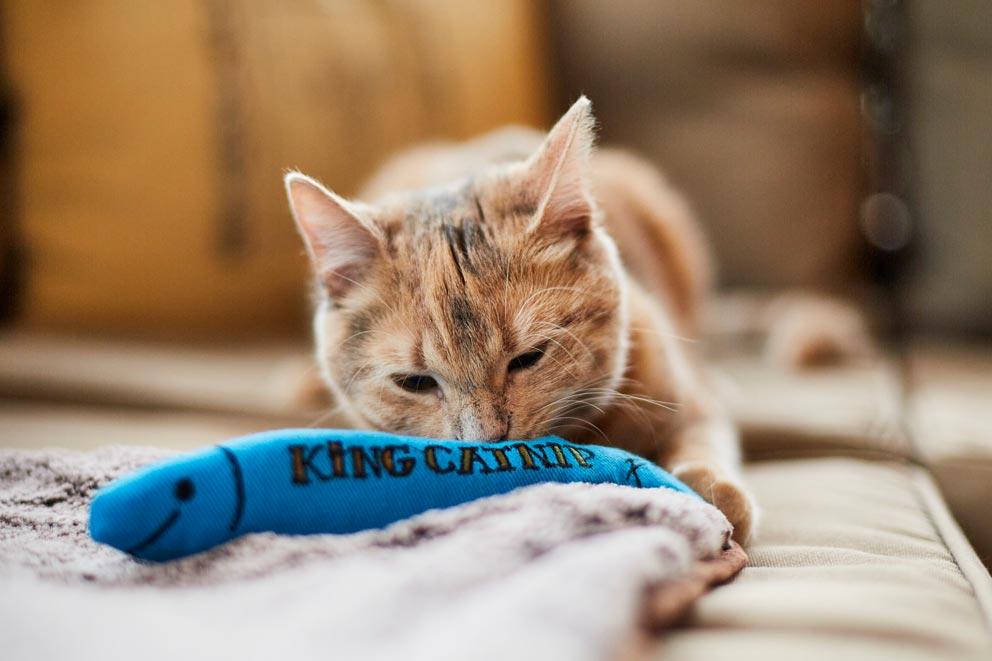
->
[89,429,697,561]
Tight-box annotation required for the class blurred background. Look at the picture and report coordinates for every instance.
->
[0,1,989,453]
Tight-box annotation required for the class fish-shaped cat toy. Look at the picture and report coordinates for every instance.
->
[89,429,697,561]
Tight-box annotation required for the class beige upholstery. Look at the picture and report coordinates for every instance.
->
[661,458,992,659]
[0,332,329,421]
[715,354,908,461]
[712,340,992,571]
[1,332,991,658]
[0,401,280,452]
[908,342,992,567]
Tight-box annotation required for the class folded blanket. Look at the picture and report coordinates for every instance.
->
[0,447,746,661]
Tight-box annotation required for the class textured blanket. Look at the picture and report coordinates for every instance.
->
[0,447,746,661]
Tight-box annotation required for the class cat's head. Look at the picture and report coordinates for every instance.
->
[286,97,629,441]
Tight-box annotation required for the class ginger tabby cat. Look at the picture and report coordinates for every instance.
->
[285,97,756,543]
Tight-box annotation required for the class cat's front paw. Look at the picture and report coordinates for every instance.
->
[673,462,757,545]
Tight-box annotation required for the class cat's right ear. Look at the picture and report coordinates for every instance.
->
[284,172,382,299]
[522,96,597,240]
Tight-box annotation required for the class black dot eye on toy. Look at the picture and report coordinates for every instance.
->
[174,478,195,502]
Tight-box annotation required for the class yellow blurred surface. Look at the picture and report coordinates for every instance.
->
[3,0,548,339]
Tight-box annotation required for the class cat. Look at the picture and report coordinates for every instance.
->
[285,97,756,543]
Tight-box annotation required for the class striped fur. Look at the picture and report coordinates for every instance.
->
[286,97,756,542]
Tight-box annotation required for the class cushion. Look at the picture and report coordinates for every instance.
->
[0,331,327,420]
[710,339,992,571]
[908,342,992,567]
[1,334,990,657]
[659,457,992,659]
[713,352,909,460]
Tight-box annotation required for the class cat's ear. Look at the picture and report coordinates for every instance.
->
[285,172,382,298]
[524,96,597,238]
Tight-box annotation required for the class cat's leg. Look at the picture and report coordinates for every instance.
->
[664,413,757,545]
[618,288,757,542]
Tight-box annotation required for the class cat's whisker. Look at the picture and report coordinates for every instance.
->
[341,355,384,394]
[330,329,380,352]
[614,398,664,430]
[538,392,603,414]
[529,332,581,370]
[534,393,577,415]
[329,272,400,317]
[514,286,591,327]
[335,324,414,394]
[560,390,610,406]
[547,415,610,443]
[306,405,347,428]
[576,387,680,413]
[567,390,666,439]
[519,285,590,309]
[530,393,609,440]
[531,320,595,358]
[541,396,604,419]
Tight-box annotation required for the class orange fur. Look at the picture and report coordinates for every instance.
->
[286,98,756,542]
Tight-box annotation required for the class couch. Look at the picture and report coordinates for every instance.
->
[1,331,990,659]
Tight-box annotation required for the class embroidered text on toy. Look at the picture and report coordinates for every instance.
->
[288,440,596,484]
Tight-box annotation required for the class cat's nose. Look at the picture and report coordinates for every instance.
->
[457,409,510,442]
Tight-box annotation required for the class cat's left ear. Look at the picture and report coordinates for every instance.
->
[524,96,597,238]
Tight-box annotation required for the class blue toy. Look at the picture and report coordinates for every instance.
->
[89,429,697,561]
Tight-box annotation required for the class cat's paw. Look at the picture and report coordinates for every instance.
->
[673,462,757,545]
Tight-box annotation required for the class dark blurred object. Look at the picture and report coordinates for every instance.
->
[0,14,20,324]
[904,1,992,336]
[548,1,865,291]
[0,89,18,324]
[859,0,916,344]
[0,0,548,340]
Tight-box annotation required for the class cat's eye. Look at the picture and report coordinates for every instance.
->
[508,347,545,373]
[392,374,439,394]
